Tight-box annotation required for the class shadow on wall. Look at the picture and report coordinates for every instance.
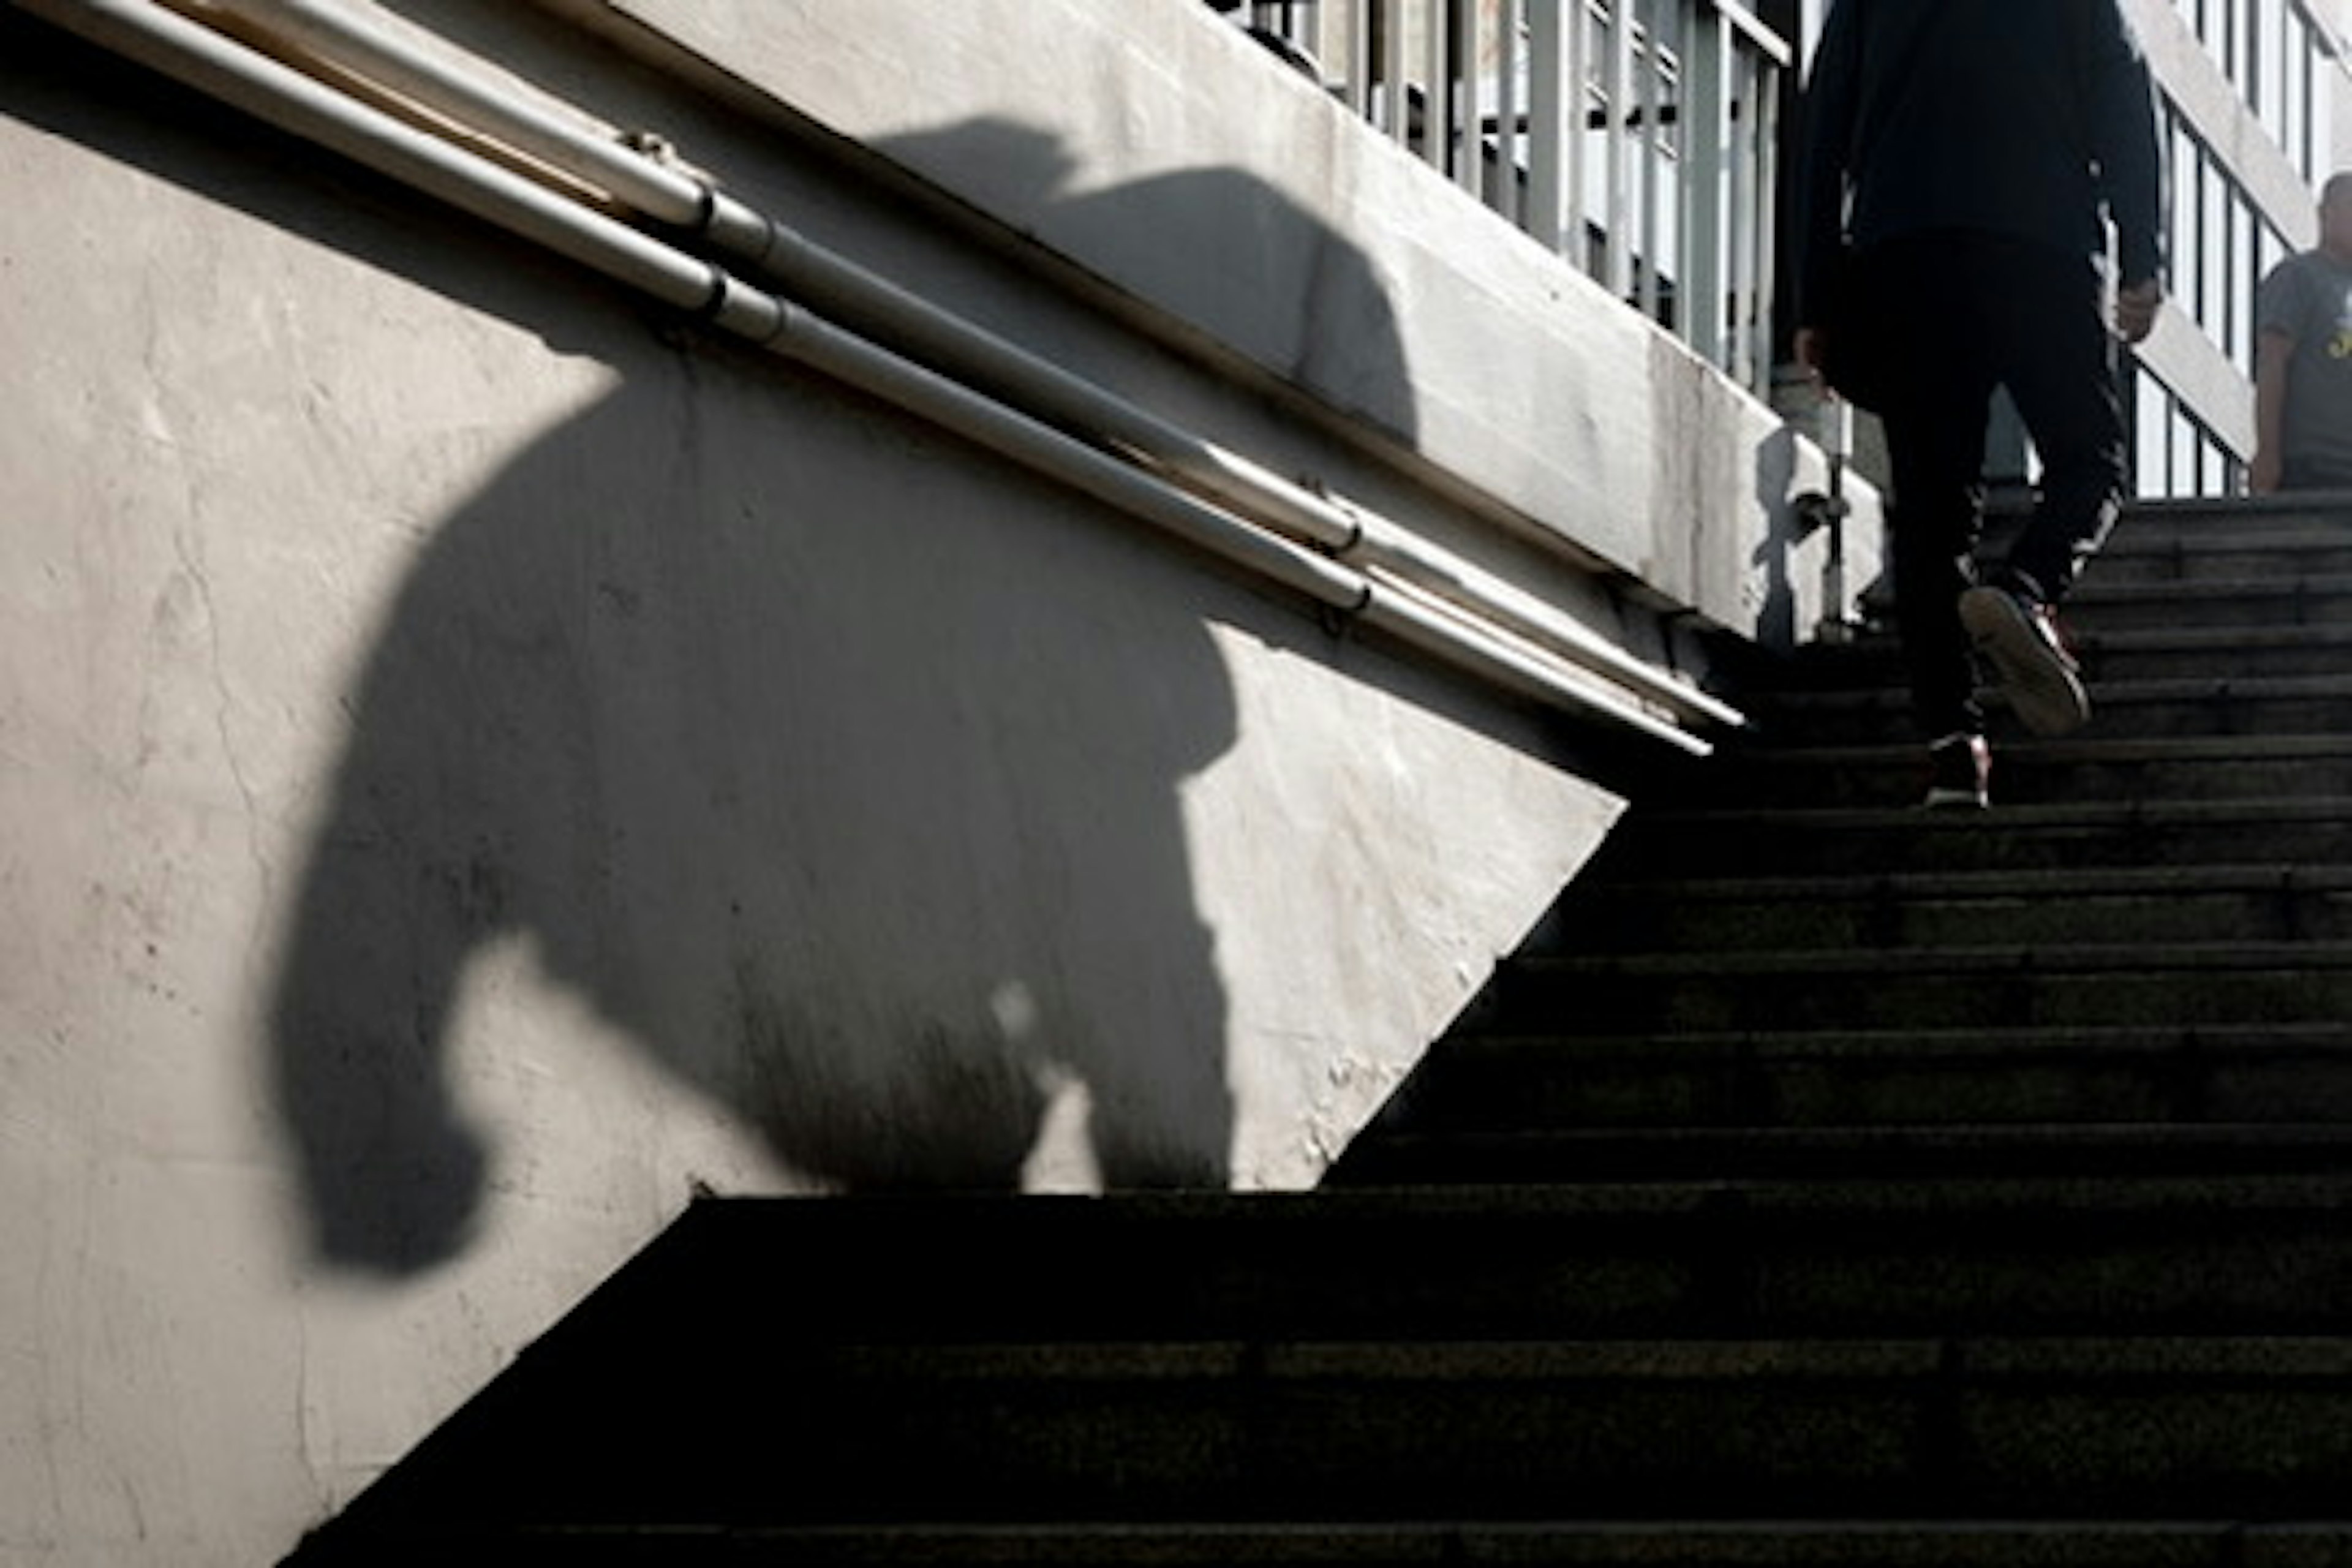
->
[1752,423,1804,651]
[269,361,1237,1272]
[248,115,1421,1269]
[867,116,1420,445]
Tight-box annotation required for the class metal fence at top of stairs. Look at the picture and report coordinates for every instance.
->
[1233,0,1792,398]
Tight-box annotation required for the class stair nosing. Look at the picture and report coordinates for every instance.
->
[1514,940,2352,978]
[1561,862,2352,902]
[1449,1020,2352,1054]
[1631,794,2352,830]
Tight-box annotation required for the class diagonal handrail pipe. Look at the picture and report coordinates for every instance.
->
[17,0,1731,753]
[169,0,1746,736]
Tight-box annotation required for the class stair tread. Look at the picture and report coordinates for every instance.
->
[1755,674,2352,710]
[1515,941,2352,976]
[1717,736,2352,766]
[1555,862,2352,900]
[353,1518,2352,1568]
[1628,794,2352,828]
[1446,1020,2352,1055]
[687,1172,2352,1221]
[2091,624,2352,650]
[505,1523,2352,1561]
[1371,1122,2352,1146]
[2075,571,2352,601]
[784,1335,2352,1379]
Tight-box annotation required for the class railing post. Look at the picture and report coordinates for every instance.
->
[1684,1,1730,369]
[1454,0,1485,196]
[1526,0,1575,254]
[1743,41,1781,391]
[1634,0,1667,324]
[1380,0,1412,148]
[1418,0,1446,174]
[1491,0,1525,224]
[1336,0,1370,117]
[1303,0,1790,397]
[1602,0,1636,300]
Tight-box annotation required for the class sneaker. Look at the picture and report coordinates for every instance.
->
[1923,731,1990,810]
[1958,584,2089,737]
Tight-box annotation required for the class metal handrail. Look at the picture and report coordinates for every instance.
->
[1250,0,1793,396]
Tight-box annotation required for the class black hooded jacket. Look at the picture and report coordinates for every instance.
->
[1795,0,2168,325]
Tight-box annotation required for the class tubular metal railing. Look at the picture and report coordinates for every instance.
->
[1237,0,1792,396]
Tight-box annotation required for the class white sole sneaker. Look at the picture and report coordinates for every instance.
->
[1958,586,2089,737]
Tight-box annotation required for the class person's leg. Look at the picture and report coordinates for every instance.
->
[1988,241,2127,604]
[1931,238,2118,739]
[1885,410,1992,742]
[1874,237,2000,745]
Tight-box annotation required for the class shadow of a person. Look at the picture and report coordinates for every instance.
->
[866,116,1419,447]
[268,333,1252,1268]
[263,102,1424,1273]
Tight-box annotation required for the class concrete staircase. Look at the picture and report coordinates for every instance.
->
[283,496,2352,1566]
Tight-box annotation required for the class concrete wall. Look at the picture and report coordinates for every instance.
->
[0,2,1861,1564]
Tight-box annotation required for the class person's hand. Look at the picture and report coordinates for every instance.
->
[2114,278,2163,344]
[2249,448,2283,495]
[1795,326,1833,395]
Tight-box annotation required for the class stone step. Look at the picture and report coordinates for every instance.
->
[1540,864,2352,948]
[1673,735,2352,812]
[258,1183,2352,1352]
[1331,1122,2352,1186]
[1605,796,2352,876]
[1381,1024,2352,1131]
[2081,622,2352,683]
[2057,574,2352,635]
[1753,619,2352,700]
[2097,492,2352,540]
[305,1327,2352,1528]
[2091,522,2352,587]
[1738,672,2352,747]
[256,1185,2352,1566]
[1485,940,2352,1033]
[478,1518,2352,1566]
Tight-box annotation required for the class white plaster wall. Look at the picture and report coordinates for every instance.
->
[0,6,1637,1564]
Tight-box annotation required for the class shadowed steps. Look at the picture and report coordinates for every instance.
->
[283,496,2352,1566]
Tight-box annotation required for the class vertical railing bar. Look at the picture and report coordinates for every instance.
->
[1731,45,1762,386]
[1527,0,1571,252]
[1605,0,1634,297]
[1493,0,1523,221]
[1751,42,1782,391]
[1636,0,1663,322]
[1306,0,1792,396]
[1684,1,1728,371]
[1338,0,1368,116]
[1569,0,1592,276]
[1425,0,1450,174]
[1383,0,1411,146]
[1455,0,1485,195]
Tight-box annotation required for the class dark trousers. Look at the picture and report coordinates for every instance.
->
[1873,232,2128,739]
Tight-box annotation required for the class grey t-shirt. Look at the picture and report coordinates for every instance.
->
[2257,248,2352,487]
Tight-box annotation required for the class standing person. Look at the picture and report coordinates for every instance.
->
[2251,173,2352,495]
[1793,0,2167,809]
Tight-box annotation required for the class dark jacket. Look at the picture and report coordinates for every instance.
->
[1795,0,2167,325]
